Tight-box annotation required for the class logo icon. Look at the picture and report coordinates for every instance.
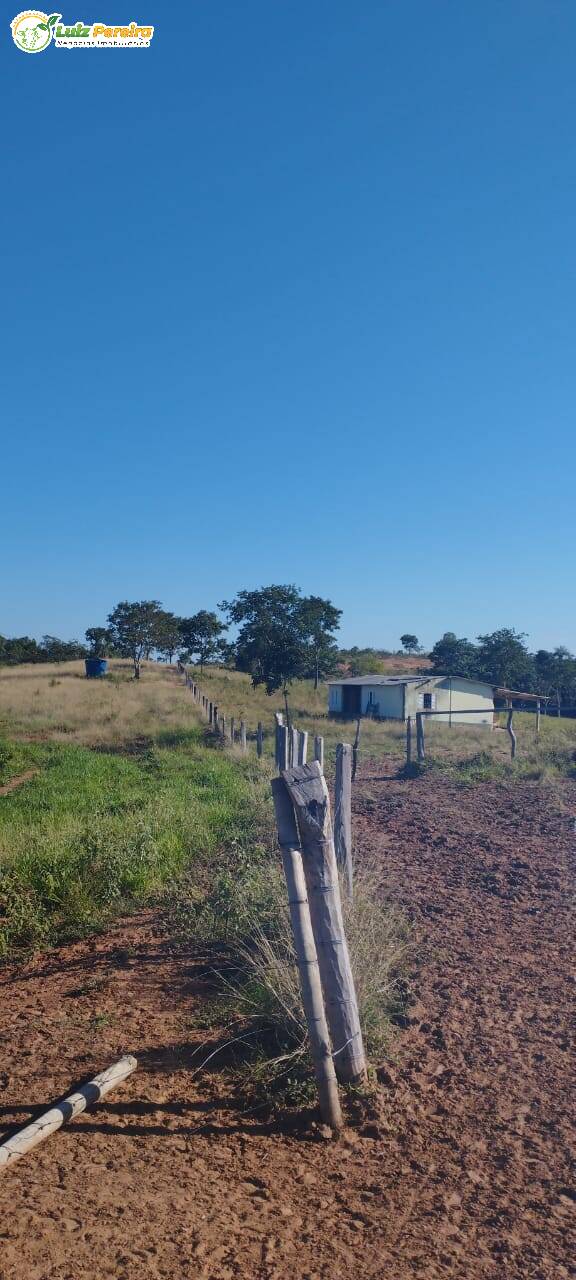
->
[11,10,60,51]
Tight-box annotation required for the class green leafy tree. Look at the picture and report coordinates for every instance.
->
[429,632,478,678]
[400,633,420,655]
[154,612,183,664]
[337,647,386,677]
[475,627,535,690]
[297,595,342,689]
[534,646,576,715]
[107,600,164,679]
[179,611,227,672]
[85,627,111,657]
[220,585,307,716]
[39,635,87,662]
[0,635,41,665]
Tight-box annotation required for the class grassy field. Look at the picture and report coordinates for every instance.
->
[0,662,275,956]
[0,660,408,1087]
[187,665,576,782]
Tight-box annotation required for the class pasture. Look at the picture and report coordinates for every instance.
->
[0,659,574,1279]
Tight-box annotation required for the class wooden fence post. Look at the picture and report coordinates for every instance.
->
[298,730,308,765]
[289,726,299,767]
[406,715,412,767]
[213,704,218,731]
[221,715,227,741]
[282,762,367,1085]
[535,698,541,741]
[208,701,213,726]
[240,720,247,751]
[230,717,236,744]
[352,716,361,781]
[334,744,353,899]
[274,713,284,768]
[271,779,343,1131]
[257,722,264,758]
[277,723,289,771]
[416,713,425,761]
[507,707,517,759]
[314,735,324,772]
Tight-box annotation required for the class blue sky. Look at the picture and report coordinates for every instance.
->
[2,1,575,652]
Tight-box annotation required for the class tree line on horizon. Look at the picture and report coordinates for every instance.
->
[1,589,575,712]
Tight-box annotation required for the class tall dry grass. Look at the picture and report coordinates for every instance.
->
[0,660,196,747]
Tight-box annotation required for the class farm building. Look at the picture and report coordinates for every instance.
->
[328,674,495,725]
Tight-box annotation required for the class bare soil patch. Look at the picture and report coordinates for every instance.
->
[0,770,38,797]
[0,768,574,1279]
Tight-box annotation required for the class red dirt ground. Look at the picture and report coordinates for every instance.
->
[0,765,574,1279]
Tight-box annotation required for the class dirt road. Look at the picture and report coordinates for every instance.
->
[0,767,573,1279]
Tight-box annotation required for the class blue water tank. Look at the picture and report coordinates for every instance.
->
[85,657,108,678]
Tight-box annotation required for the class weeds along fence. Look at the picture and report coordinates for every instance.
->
[179,664,360,1130]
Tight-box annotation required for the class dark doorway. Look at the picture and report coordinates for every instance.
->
[342,684,362,716]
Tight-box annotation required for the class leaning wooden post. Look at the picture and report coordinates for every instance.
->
[507,707,517,759]
[352,716,361,781]
[282,762,367,1085]
[297,730,308,765]
[240,720,247,752]
[314,735,324,773]
[416,712,425,761]
[535,698,541,741]
[277,723,289,770]
[406,715,412,767]
[271,780,343,1131]
[334,744,353,899]
[0,1056,137,1170]
[256,722,264,758]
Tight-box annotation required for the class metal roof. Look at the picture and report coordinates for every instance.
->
[328,673,495,688]
[327,675,427,686]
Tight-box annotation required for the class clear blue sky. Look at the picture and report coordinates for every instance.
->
[2,1,575,652]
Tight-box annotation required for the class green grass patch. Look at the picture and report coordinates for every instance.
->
[0,727,273,957]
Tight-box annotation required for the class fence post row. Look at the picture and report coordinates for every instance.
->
[271,779,343,1131]
[334,744,353,899]
[282,762,367,1086]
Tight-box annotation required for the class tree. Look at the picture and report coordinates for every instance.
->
[475,628,535,690]
[400,633,420,655]
[534,646,576,715]
[39,635,87,662]
[85,627,111,657]
[220,585,308,716]
[107,600,164,679]
[297,595,342,689]
[154,612,183,664]
[179,611,226,672]
[429,632,478,678]
[0,635,41,665]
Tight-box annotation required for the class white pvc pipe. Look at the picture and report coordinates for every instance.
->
[0,1055,137,1170]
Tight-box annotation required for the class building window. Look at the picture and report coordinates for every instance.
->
[423,692,436,710]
